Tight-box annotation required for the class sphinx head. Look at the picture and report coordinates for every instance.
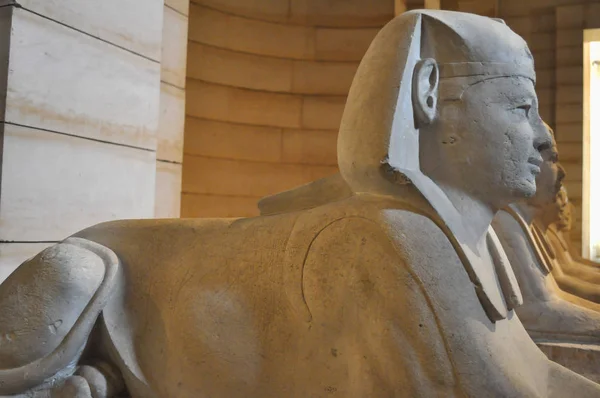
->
[413,13,551,210]
[555,187,573,231]
[338,10,552,213]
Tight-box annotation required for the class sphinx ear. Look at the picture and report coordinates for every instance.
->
[412,58,439,128]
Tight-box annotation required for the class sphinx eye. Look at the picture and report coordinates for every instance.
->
[515,104,531,117]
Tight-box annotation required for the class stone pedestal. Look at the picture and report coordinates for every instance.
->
[538,341,600,384]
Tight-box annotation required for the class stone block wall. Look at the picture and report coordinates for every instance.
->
[181,0,393,218]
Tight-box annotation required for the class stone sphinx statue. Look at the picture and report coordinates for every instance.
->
[2,10,599,398]
[546,188,600,274]
[543,188,600,299]
[492,128,600,345]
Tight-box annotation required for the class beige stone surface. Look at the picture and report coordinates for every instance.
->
[184,117,282,163]
[504,16,531,37]
[556,103,583,124]
[188,4,315,60]
[556,122,584,142]
[557,46,583,67]
[166,0,190,16]
[301,96,345,130]
[0,243,53,284]
[536,69,554,89]
[562,161,582,180]
[161,6,188,88]
[564,180,583,198]
[17,0,163,60]
[291,60,357,95]
[556,85,583,105]
[155,161,182,218]
[187,41,358,95]
[0,124,156,242]
[557,29,584,47]
[187,42,293,93]
[289,0,393,27]
[192,0,290,24]
[529,32,554,51]
[191,0,393,27]
[557,66,584,85]
[182,155,337,197]
[157,83,185,163]
[188,3,382,62]
[6,8,160,150]
[457,0,495,16]
[314,27,379,61]
[186,80,302,128]
[181,192,259,218]
[556,4,585,29]
[532,50,554,68]
[281,128,338,165]
[558,141,583,162]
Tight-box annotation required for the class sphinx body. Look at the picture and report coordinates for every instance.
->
[548,225,600,270]
[493,205,600,342]
[2,190,598,397]
[2,9,600,398]
[546,194,600,276]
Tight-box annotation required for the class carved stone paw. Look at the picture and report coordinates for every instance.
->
[50,376,92,398]
[74,363,124,398]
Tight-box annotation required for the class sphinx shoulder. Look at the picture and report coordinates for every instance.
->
[492,210,528,249]
[306,208,456,278]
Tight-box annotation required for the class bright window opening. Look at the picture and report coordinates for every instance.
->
[584,30,600,260]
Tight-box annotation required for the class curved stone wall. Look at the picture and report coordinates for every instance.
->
[182,0,394,217]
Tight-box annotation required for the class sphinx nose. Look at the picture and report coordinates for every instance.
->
[558,163,566,180]
[533,119,552,153]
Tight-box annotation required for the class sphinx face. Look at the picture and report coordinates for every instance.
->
[424,75,550,208]
[529,147,565,208]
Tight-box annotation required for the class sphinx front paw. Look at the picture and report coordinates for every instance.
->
[74,362,125,398]
[50,376,92,398]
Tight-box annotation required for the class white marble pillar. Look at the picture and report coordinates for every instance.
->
[0,0,163,280]
[155,0,189,218]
